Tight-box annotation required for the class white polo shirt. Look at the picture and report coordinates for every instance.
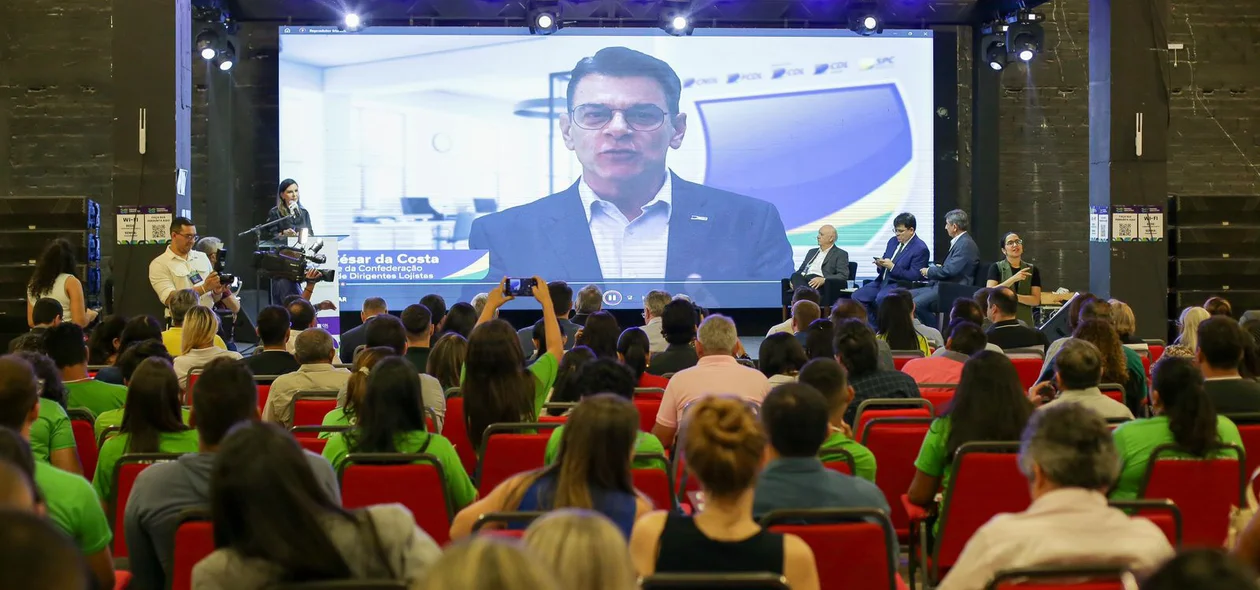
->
[149,246,216,308]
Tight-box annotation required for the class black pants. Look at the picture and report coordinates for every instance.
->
[270,277,301,306]
[789,271,821,290]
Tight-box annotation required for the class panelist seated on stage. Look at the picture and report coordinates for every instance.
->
[910,209,980,329]
[468,46,792,282]
[852,212,930,314]
[789,225,850,290]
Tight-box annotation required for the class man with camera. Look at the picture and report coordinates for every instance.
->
[149,218,238,314]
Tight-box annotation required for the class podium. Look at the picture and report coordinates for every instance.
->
[257,234,348,339]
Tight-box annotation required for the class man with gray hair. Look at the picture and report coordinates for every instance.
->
[910,209,980,329]
[160,289,226,356]
[573,284,603,326]
[262,328,350,428]
[1030,338,1133,420]
[640,289,672,354]
[937,404,1172,590]
[652,314,770,448]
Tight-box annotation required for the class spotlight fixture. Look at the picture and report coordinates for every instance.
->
[1005,11,1045,63]
[661,11,693,36]
[343,12,363,31]
[214,41,236,72]
[195,29,218,60]
[980,31,1008,71]
[848,3,883,36]
[528,5,560,35]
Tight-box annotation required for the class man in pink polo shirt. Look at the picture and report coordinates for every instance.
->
[901,321,988,386]
[652,314,771,448]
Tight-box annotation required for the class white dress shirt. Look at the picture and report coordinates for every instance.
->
[805,246,832,277]
[950,231,967,251]
[149,247,217,308]
[937,488,1172,590]
[641,316,669,354]
[577,174,672,279]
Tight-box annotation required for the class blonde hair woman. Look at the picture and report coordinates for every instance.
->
[1107,299,1144,346]
[420,536,559,590]
[524,510,636,590]
[1166,306,1210,358]
[172,305,241,391]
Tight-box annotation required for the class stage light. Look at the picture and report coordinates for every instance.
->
[848,5,883,36]
[344,12,362,31]
[196,29,218,60]
[215,41,235,72]
[987,42,1008,70]
[528,6,559,35]
[1005,11,1044,64]
[661,10,693,36]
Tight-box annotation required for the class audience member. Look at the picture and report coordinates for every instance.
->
[639,290,673,354]
[802,318,835,360]
[420,293,448,338]
[322,346,392,433]
[125,357,340,589]
[471,293,490,319]
[945,298,1004,354]
[263,328,350,428]
[578,310,621,359]
[27,239,95,327]
[1030,339,1134,420]
[284,298,319,354]
[877,289,932,355]
[970,287,994,328]
[401,303,435,373]
[91,339,175,440]
[753,383,889,516]
[546,346,598,413]
[44,323,127,416]
[618,328,669,389]
[338,297,387,364]
[172,306,243,391]
[0,354,114,588]
[442,302,479,340]
[192,421,439,589]
[543,359,666,470]
[630,397,820,590]
[13,352,79,474]
[1037,294,1107,376]
[364,312,407,354]
[7,332,44,354]
[833,319,921,425]
[646,299,700,376]
[0,510,94,590]
[94,314,164,384]
[573,284,603,326]
[902,321,987,386]
[1111,356,1243,500]
[324,357,473,507]
[653,315,770,448]
[1109,299,1146,347]
[419,536,560,590]
[937,403,1173,590]
[1039,319,1147,414]
[161,289,227,356]
[1243,318,1260,380]
[92,358,199,502]
[87,314,127,366]
[465,277,563,453]
[759,332,808,386]
[791,300,823,341]
[518,282,580,359]
[831,300,896,370]
[768,287,822,337]
[799,358,877,482]
[909,351,1032,519]
[427,332,467,391]
[1146,549,1259,590]
[986,287,1050,350]
[524,509,638,590]
[0,428,39,511]
[244,305,300,376]
[1165,305,1210,359]
[1206,296,1234,318]
[1198,317,1260,413]
[452,394,653,539]
[28,298,64,338]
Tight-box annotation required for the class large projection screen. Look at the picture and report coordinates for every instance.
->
[278,27,935,310]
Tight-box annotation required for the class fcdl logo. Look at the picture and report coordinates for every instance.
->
[813,61,849,75]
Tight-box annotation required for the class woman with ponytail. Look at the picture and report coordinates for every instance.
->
[1110,356,1244,500]
[617,328,668,389]
[629,396,820,590]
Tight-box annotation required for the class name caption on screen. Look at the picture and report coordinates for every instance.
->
[338,253,440,265]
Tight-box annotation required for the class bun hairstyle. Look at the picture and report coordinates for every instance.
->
[682,396,766,499]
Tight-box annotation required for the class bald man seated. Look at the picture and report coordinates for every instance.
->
[790,225,850,291]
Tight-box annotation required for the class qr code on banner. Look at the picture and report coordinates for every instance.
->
[150,225,167,241]
[1119,223,1133,236]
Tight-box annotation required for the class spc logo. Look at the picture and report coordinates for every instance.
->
[813,61,849,75]
[682,77,719,88]
[772,66,805,79]
[726,72,763,84]
[858,56,897,71]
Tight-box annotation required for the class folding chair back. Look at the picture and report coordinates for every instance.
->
[1225,414,1260,480]
[640,573,790,589]
[477,422,561,496]
[1098,383,1125,405]
[171,509,213,590]
[291,390,339,428]
[854,398,934,442]
[1010,358,1042,390]
[930,443,1029,583]
[67,409,97,480]
[1110,499,1183,547]
[290,424,350,441]
[472,511,546,538]
[1139,443,1245,547]
[1148,344,1165,363]
[635,387,665,400]
[635,398,663,433]
[860,417,934,540]
[112,453,183,557]
[760,509,900,590]
[632,454,675,511]
[984,566,1128,590]
[340,453,453,545]
[186,370,201,403]
[256,383,273,413]
[819,447,856,476]
[1002,347,1045,359]
[918,383,957,415]
[540,403,574,425]
[443,396,477,475]
[892,356,921,371]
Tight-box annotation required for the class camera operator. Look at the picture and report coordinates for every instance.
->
[149,218,238,314]
[194,237,243,349]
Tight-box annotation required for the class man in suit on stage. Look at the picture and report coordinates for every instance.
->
[790,225,849,290]
[911,209,981,329]
[852,212,930,315]
[468,46,792,284]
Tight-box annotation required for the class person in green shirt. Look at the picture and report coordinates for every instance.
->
[321,346,394,438]
[907,351,1032,531]
[92,358,201,502]
[44,323,127,417]
[542,358,668,471]
[92,339,179,442]
[463,276,563,455]
[323,356,476,510]
[14,351,81,475]
[0,354,116,589]
[798,357,877,482]
[1111,356,1245,501]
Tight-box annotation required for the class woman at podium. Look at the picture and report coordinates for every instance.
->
[266,178,314,303]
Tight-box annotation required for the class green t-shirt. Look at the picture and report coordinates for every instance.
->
[543,426,668,471]
[820,430,878,482]
[1110,415,1243,501]
[458,351,560,418]
[95,407,192,442]
[320,407,355,439]
[913,416,954,535]
[30,398,76,464]
[323,429,477,510]
[65,380,127,419]
[34,461,112,554]
[92,430,201,502]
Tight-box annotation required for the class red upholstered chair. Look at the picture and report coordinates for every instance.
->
[170,509,213,590]
[111,453,183,558]
[853,399,934,442]
[641,574,791,589]
[185,370,201,404]
[289,424,350,441]
[635,398,663,434]
[1225,414,1260,480]
[113,571,132,590]
[761,508,906,590]
[1148,343,1165,363]
[471,511,546,538]
[984,566,1129,590]
[290,390,339,428]
[1098,383,1125,405]
[634,387,665,400]
[1010,358,1042,390]
[918,383,958,416]
[252,379,281,414]
[820,447,857,476]
[476,422,561,496]
[1138,443,1245,547]
[905,442,1029,589]
[892,354,923,371]
[67,409,98,481]
[860,417,934,541]
[340,453,454,545]
[539,403,574,425]
[1109,499,1183,547]
[443,396,477,475]
[632,453,675,511]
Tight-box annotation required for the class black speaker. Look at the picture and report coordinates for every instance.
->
[1039,292,1086,341]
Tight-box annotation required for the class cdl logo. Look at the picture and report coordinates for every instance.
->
[683,77,719,88]
[726,72,763,83]
[813,62,849,75]
[772,67,806,79]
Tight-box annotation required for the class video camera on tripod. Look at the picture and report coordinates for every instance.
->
[254,241,336,283]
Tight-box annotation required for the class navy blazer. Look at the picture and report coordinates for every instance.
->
[926,232,980,285]
[468,174,793,281]
[874,235,929,284]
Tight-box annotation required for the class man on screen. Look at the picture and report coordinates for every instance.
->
[469,46,792,283]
